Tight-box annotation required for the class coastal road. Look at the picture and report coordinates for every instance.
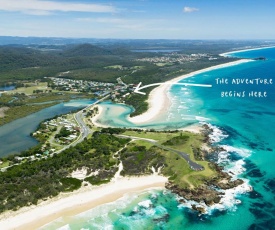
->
[117,134,204,171]
[74,111,90,142]
[73,94,111,143]
[54,94,111,154]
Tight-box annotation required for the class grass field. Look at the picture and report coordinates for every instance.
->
[123,130,180,142]
[123,130,217,188]
[8,82,54,95]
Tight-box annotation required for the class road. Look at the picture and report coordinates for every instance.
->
[1,94,111,171]
[53,94,111,154]
[73,94,111,143]
[117,134,204,171]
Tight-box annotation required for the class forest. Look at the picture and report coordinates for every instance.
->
[0,132,130,213]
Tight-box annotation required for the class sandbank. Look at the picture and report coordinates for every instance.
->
[90,104,109,128]
[0,175,167,230]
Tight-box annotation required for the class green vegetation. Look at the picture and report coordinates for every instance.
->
[55,127,71,138]
[124,92,149,117]
[120,144,165,176]
[121,129,217,189]
[0,91,90,126]
[84,176,111,186]
[0,42,240,118]
[60,178,82,192]
[123,130,180,142]
[0,102,58,126]
[0,132,130,213]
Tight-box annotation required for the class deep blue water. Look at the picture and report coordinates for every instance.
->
[41,47,275,230]
[0,99,96,157]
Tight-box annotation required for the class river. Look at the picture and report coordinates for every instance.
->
[0,99,95,157]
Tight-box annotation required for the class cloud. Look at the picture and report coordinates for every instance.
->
[183,7,199,13]
[77,18,126,24]
[0,0,116,15]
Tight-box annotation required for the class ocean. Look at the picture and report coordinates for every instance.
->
[41,47,275,230]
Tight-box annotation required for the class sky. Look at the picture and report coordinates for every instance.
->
[0,0,275,39]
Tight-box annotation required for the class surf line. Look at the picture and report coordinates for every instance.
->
[134,82,212,95]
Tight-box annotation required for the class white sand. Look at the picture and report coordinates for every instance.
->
[0,175,167,230]
[90,105,108,128]
[220,45,275,57]
[129,59,253,124]
[0,59,256,229]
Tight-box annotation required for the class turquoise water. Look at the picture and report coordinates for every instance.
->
[0,99,96,157]
[96,100,197,130]
[41,48,275,230]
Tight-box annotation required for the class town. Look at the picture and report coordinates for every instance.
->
[137,53,218,65]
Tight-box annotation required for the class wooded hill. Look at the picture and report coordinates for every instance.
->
[0,42,236,86]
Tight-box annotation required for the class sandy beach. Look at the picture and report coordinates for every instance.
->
[0,59,254,230]
[128,59,253,124]
[220,45,275,57]
[0,175,167,230]
[90,104,109,128]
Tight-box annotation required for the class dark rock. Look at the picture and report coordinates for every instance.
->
[191,204,206,214]
[248,223,265,230]
[248,190,263,199]
[247,168,265,178]
[153,213,170,223]
[165,182,222,207]
[249,208,270,219]
[265,179,275,191]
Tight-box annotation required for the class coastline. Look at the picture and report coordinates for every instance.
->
[0,175,167,230]
[220,45,275,57]
[0,58,258,229]
[127,59,253,124]
[90,104,109,128]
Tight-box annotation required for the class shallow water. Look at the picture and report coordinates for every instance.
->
[40,47,275,229]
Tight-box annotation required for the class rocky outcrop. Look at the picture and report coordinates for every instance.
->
[165,182,222,206]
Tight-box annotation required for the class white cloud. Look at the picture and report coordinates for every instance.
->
[77,18,126,24]
[183,7,199,13]
[0,0,116,15]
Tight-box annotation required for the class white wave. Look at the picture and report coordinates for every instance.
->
[203,123,228,143]
[138,200,152,209]
[57,225,71,230]
[224,159,247,179]
[195,116,210,122]
[75,193,140,221]
[181,87,188,91]
[216,150,230,165]
[210,179,251,212]
[220,145,251,158]
[177,179,251,214]
[176,122,253,214]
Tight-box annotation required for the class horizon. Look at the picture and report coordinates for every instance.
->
[1,0,275,39]
[1,36,275,42]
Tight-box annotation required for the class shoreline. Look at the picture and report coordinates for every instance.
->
[220,45,275,57]
[90,104,109,128]
[0,175,167,230]
[128,59,253,124]
[0,57,259,229]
